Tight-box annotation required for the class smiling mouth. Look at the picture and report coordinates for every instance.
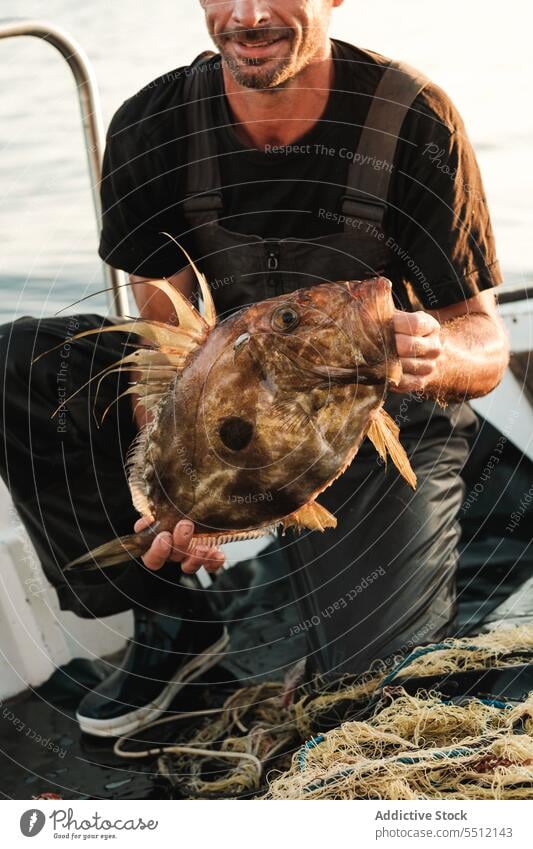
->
[235,36,284,47]
[223,27,292,51]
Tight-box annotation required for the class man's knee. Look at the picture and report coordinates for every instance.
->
[0,316,82,394]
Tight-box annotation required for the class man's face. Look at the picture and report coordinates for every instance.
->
[200,1,340,89]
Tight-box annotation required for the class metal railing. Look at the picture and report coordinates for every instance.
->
[0,17,129,316]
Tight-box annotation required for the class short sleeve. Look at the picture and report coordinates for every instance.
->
[385,96,503,310]
[98,105,186,278]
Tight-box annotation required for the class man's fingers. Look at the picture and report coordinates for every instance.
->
[399,357,437,377]
[394,310,440,337]
[391,375,429,395]
[171,519,195,558]
[136,518,225,573]
[142,531,173,571]
[134,515,154,533]
[395,332,442,360]
[202,548,226,573]
[181,546,226,575]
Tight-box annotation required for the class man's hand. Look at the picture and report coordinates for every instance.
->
[390,292,509,402]
[134,516,226,575]
[392,309,443,394]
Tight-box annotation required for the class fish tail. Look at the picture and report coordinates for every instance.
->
[64,529,154,572]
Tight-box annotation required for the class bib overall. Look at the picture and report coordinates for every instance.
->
[179,50,477,677]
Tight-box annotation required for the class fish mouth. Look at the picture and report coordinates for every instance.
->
[234,331,398,386]
[287,354,392,386]
[346,277,392,298]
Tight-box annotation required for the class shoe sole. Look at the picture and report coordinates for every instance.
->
[76,627,230,738]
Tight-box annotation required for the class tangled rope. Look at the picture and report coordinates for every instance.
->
[265,692,533,799]
[112,625,533,799]
[114,682,297,797]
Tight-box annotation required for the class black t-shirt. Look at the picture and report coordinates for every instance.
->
[99,39,503,310]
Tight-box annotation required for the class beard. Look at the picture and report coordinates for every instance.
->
[211,25,323,90]
[222,51,292,90]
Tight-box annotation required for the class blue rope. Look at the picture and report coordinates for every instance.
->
[298,734,325,771]
[380,642,482,689]
[303,745,479,792]
[441,696,513,710]
[476,697,513,710]
[396,746,474,764]
[298,640,513,786]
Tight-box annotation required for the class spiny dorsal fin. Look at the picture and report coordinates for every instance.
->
[125,426,154,518]
[49,348,186,421]
[41,309,206,423]
[137,279,210,338]
[367,407,417,490]
[161,231,217,329]
[35,268,216,436]
[51,319,201,352]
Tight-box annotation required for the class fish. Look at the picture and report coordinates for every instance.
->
[58,250,416,570]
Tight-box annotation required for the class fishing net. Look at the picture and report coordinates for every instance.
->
[114,624,533,799]
[266,692,533,799]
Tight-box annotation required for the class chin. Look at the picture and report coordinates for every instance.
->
[222,54,296,90]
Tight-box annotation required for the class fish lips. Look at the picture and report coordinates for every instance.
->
[288,354,401,387]
[233,334,400,387]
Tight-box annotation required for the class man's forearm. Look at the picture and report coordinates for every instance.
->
[423,312,509,403]
[129,268,195,324]
[392,291,510,402]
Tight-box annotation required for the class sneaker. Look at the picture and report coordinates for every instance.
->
[76,608,229,738]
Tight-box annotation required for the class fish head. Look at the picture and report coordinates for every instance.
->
[233,276,402,392]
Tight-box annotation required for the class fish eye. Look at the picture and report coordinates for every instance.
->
[271,305,300,333]
[218,416,254,451]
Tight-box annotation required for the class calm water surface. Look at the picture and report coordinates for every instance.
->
[0,0,531,323]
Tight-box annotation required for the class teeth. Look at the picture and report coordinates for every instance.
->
[239,39,277,47]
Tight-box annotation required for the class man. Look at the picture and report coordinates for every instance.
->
[0,0,508,738]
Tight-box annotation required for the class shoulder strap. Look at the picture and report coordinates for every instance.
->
[342,56,429,229]
[182,52,224,223]
[181,50,429,230]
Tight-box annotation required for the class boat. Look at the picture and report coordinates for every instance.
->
[0,18,532,801]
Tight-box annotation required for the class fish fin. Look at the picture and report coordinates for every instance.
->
[49,349,182,420]
[191,525,278,546]
[113,348,188,375]
[135,279,210,338]
[281,500,337,533]
[99,385,140,425]
[65,319,201,350]
[31,318,201,369]
[64,529,155,571]
[34,277,210,424]
[125,426,154,517]
[367,407,417,490]
[66,502,336,571]
[270,400,312,433]
[161,232,217,329]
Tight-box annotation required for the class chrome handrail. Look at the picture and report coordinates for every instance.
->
[0,17,129,316]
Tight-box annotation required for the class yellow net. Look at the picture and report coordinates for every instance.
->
[266,691,533,799]
[113,624,533,799]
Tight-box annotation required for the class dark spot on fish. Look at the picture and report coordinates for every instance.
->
[218,417,254,451]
